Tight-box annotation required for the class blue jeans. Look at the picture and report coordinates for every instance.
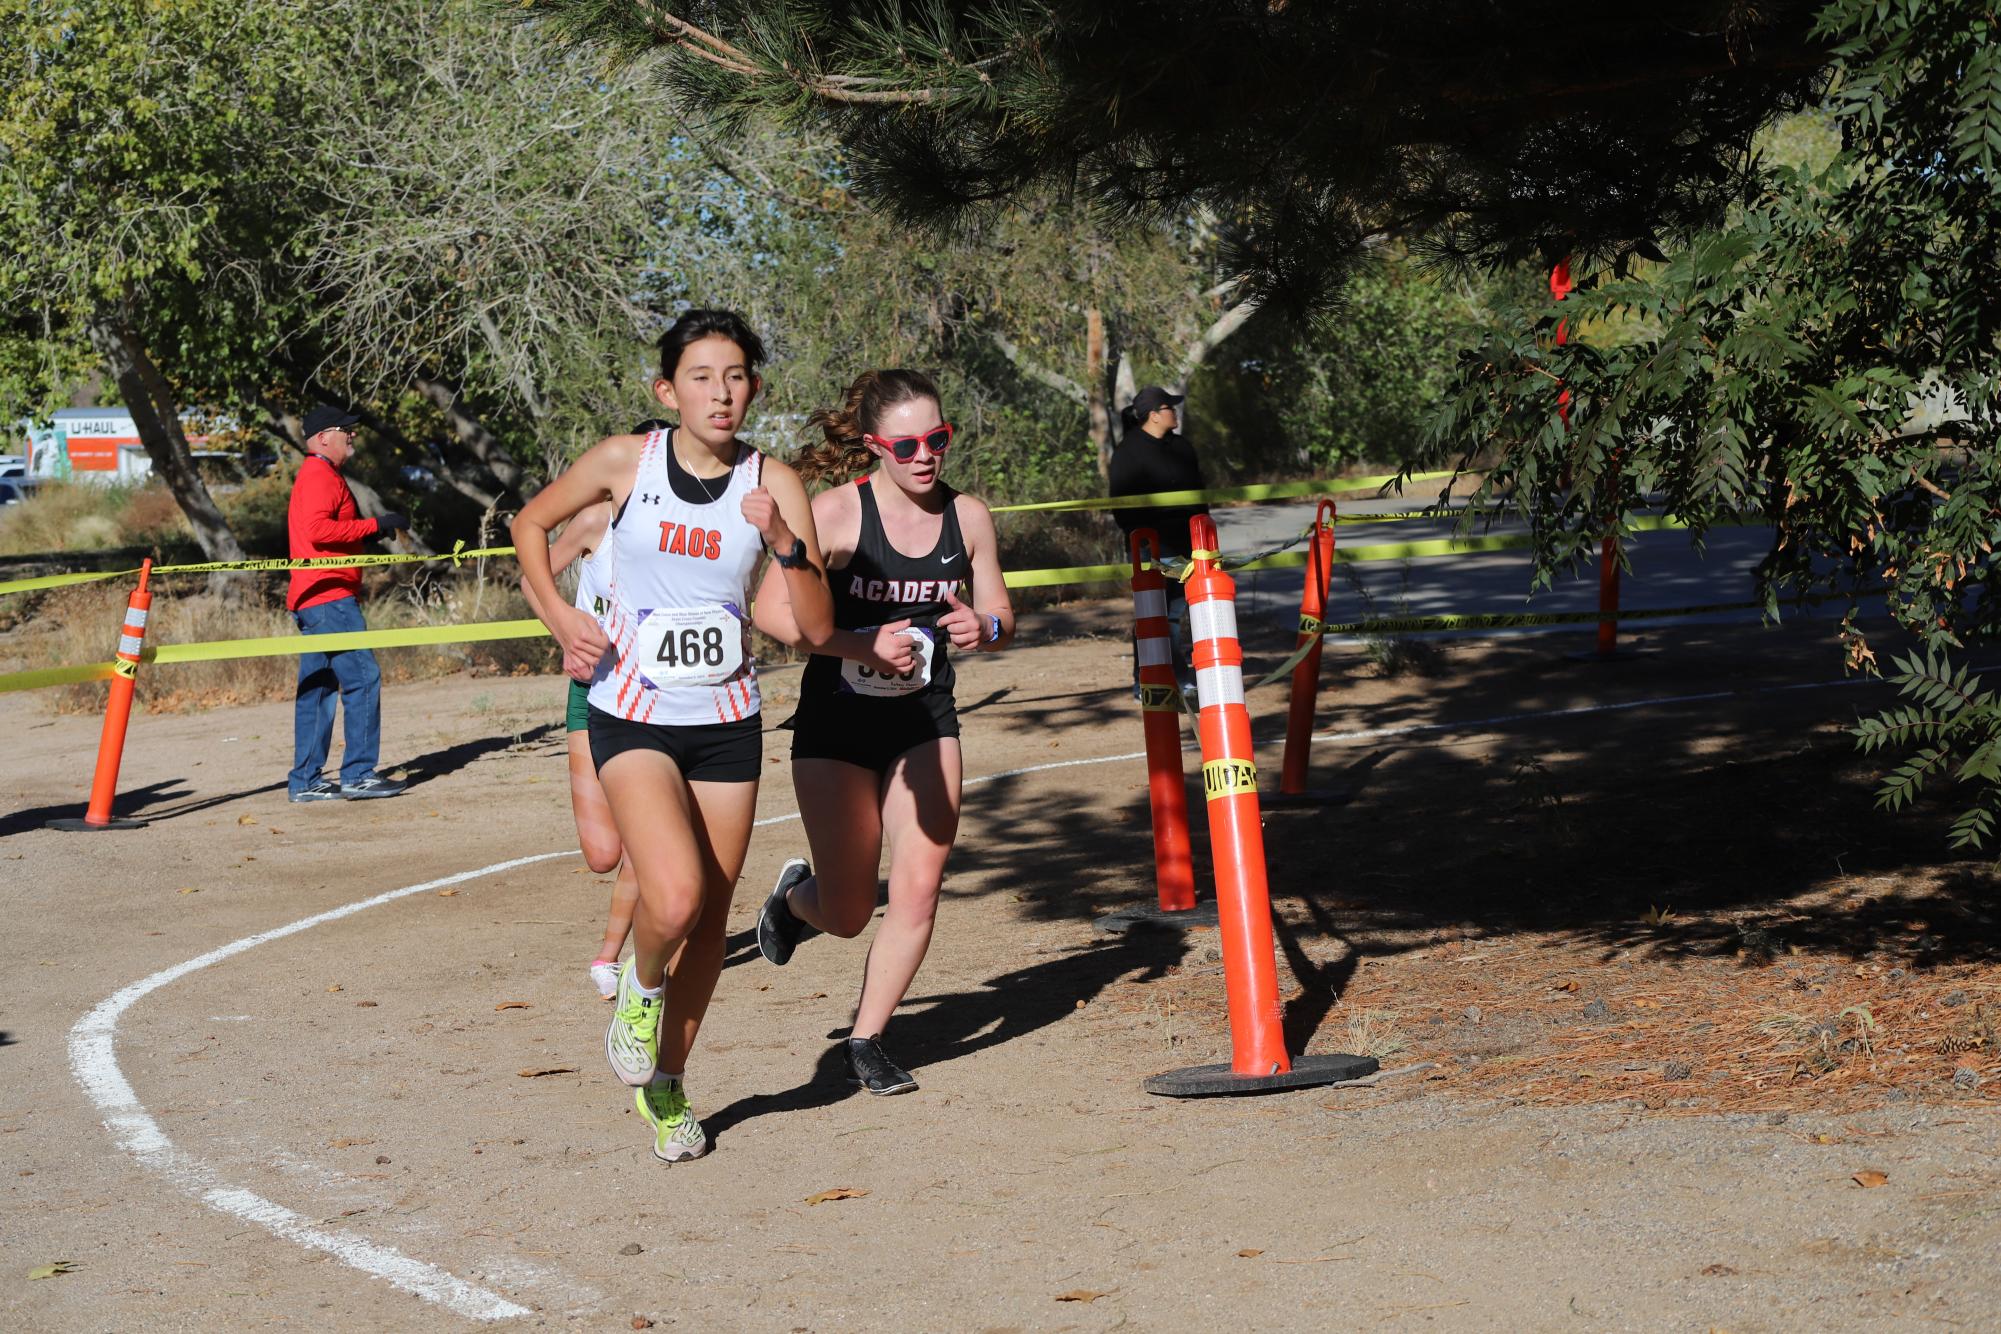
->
[290,596,382,792]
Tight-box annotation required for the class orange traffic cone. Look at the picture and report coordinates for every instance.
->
[1145,519,1375,1096]
[50,560,154,831]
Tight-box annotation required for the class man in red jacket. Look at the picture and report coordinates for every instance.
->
[287,405,410,802]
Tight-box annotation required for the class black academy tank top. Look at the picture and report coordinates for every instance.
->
[801,475,972,706]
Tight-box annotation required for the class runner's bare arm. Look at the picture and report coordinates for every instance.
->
[521,499,612,624]
[751,483,915,674]
[744,457,835,645]
[956,494,1015,651]
[513,439,635,679]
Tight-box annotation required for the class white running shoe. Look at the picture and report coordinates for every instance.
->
[589,959,620,999]
[635,1079,710,1163]
[604,960,661,1087]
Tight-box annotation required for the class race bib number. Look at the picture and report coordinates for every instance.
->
[841,626,934,698]
[636,605,744,688]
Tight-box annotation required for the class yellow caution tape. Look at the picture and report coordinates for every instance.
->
[0,542,514,598]
[987,470,1460,515]
[0,661,119,693]
[0,618,550,694]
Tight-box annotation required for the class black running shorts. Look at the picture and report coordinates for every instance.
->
[787,692,960,775]
[587,706,763,783]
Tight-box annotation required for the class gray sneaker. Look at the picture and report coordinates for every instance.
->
[289,777,343,803]
[340,775,407,800]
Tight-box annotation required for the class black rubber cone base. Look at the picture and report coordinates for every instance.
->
[1092,900,1220,937]
[1145,1052,1379,1098]
[47,817,146,831]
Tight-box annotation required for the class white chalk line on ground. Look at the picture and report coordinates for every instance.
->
[67,663,1897,1320]
[68,852,572,1323]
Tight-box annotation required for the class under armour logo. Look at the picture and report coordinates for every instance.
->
[640,492,660,505]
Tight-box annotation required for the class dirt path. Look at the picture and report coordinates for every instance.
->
[3,606,1997,1330]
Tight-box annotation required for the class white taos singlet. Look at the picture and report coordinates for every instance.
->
[586,429,765,726]
[571,507,612,621]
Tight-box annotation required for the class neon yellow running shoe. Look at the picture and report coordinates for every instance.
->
[604,960,661,1087]
[636,1079,709,1163]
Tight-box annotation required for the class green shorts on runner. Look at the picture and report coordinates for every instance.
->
[566,678,591,733]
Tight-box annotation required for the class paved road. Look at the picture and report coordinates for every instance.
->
[1211,489,1806,651]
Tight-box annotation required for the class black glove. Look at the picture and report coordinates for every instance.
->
[375,512,410,535]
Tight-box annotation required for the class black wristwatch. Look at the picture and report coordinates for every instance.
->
[772,536,809,569]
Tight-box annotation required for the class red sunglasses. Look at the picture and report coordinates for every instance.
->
[866,423,954,462]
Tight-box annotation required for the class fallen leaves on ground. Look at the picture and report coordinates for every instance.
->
[236,815,256,825]
[516,1067,577,1078]
[1852,1169,1889,1188]
[1235,1248,1264,1258]
[437,889,459,897]
[804,1187,868,1206]
[328,1138,374,1149]
[1054,1290,1110,1303]
[28,1260,77,1280]
[494,1002,531,1011]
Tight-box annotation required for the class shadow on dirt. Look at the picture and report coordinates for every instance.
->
[701,928,1181,1144]
[0,725,564,837]
[952,619,2001,976]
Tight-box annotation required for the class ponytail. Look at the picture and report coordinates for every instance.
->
[799,368,943,485]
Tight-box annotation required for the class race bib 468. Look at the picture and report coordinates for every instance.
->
[636,604,746,689]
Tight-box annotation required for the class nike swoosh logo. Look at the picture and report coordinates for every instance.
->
[940,554,957,564]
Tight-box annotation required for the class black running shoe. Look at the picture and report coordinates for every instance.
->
[756,858,811,965]
[289,777,342,803]
[340,774,406,800]
[845,1036,917,1095]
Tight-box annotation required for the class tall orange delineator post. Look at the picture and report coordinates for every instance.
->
[1145,517,1376,1096]
[1551,259,1630,663]
[1594,483,1622,659]
[1277,499,1338,796]
[50,560,153,832]
[1094,531,1218,936]
[1131,530,1197,913]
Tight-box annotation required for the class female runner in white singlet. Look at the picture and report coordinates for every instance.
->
[750,369,1014,1095]
[514,312,831,1163]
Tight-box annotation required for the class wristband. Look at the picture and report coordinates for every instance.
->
[772,537,808,569]
[984,612,1002,645]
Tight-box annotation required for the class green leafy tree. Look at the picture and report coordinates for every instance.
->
[1425,0,2001,848]
[524,1,1835,309]
[0,0,351,560]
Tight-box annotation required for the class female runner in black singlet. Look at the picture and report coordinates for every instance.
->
[750,369,1014,1094]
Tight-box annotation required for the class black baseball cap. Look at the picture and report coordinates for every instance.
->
[1130,386,1185,416]
[301,404,360,440]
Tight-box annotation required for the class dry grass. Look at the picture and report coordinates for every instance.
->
[0,482,143,555]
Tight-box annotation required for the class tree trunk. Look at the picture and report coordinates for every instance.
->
[1086,306,1110,483]
[86,307,246,564]
[414,373,537,500]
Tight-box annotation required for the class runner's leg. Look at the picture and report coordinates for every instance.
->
[784,757,886,939]
[656,778,758,1075]
[852,737,962,1038]
[569,732,622,873]
[598,751,706,991]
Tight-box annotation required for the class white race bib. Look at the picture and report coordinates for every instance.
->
[636,605,745,688]
[841,626,934,697]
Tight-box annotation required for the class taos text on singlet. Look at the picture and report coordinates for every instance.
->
[587,428,765,726]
